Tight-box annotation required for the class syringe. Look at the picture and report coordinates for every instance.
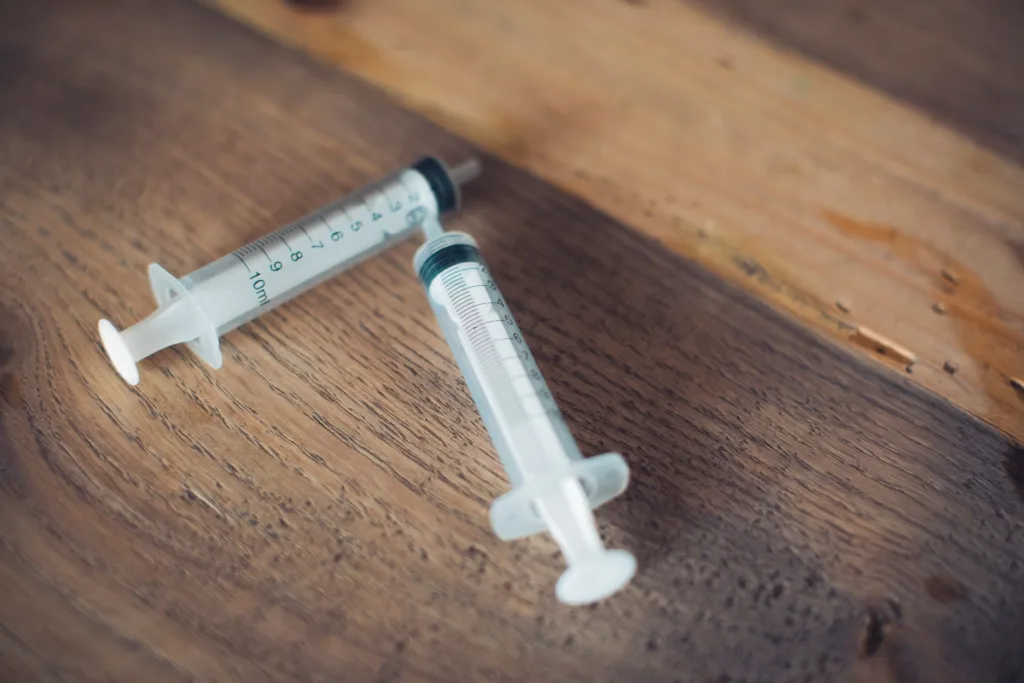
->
[414,227,636,605]
[99,157,479,385]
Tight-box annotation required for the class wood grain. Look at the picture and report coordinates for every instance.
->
[1,1,1023,681]
[209,0,1024,442]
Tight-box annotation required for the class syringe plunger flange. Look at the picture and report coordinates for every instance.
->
[98,264,218,385]
[536,476,637,606]
[490,453,635,605]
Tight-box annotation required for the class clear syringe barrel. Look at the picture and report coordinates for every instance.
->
[100,157,479,385]
[415,233,581,484]
[186,165,439,337]
[413,231,635,605]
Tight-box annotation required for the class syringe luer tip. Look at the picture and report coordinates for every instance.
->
[449,158,482,187]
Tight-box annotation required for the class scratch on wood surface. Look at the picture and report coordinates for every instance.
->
[181,482,229,521]
[849,326,917,366]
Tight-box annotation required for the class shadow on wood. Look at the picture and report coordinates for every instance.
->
[460,160,1024,682]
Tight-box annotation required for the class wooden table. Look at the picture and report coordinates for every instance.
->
[213,0,1024,443]
[0,1,1022,682]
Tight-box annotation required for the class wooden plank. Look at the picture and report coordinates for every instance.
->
[0,1,1022,681]
[209,0,1024,441]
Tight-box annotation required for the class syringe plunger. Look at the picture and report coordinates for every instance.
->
[415,230,635,604]
[99,157,477,385]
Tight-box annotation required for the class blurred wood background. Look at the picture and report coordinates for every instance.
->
[0,0,1022,682]
[213,0,1024,442]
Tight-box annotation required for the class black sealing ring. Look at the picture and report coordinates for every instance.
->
[418,243,483,287]
[412,157,458,214]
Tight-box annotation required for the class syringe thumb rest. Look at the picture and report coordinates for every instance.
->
[489,452,630,541]
[535,473,637,605]
[556,550,637,606]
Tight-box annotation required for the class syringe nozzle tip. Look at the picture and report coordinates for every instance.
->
[555,549,637,606]
[449,158,482,187]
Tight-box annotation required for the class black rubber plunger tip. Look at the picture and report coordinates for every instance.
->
[413,157,459,214]
[417,242,482,287]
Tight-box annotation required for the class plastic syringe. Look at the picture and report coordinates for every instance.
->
[99,157,479,385]
[414,228,635,605]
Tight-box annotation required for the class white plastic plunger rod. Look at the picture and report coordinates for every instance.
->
[99,157,478,385]
[98,294,203,387]
[537,477,638,605]
[414,230,635,604]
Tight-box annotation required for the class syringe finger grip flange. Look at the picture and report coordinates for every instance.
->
[148,263,221,368]
[489,452,630,541]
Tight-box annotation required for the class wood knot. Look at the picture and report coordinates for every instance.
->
[0,373,23,409]
[859,597,902,658]
[0,323,20,372]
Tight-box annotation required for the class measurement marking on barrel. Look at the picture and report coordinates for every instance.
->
[250,271,269,306]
